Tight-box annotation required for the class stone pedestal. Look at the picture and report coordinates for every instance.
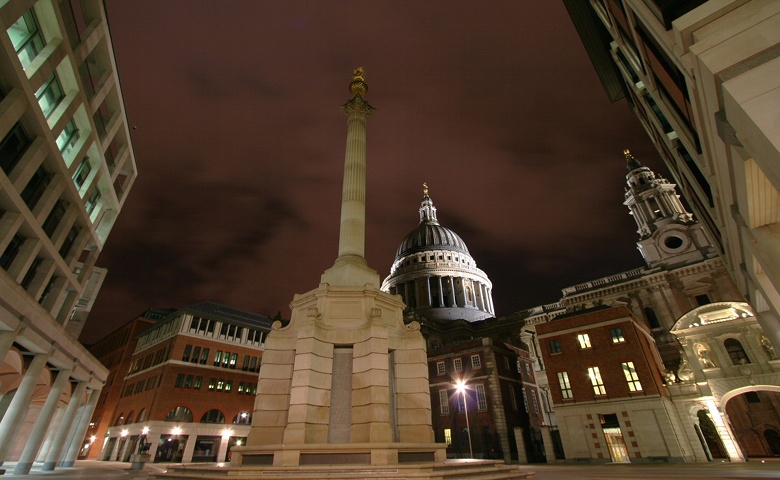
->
[236,281,443,467]
[130,453,150,470]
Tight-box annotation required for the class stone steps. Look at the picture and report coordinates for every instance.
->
[155,460,535,480]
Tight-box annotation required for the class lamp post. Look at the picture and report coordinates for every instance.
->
[455,379,474,458]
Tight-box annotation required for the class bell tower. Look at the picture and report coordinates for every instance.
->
[623,150,715,269]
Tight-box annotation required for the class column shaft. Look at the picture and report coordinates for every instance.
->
[61,387,101,466]
[0,353,49,462]
[13,368,72,474]
[337,109,370,259]
[42,381,88,470]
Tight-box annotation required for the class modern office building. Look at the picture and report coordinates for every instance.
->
[0,0,137,473]
[97,302,272,464]
[563,0,780,351]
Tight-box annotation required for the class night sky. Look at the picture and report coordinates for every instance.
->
[82,2,664,344]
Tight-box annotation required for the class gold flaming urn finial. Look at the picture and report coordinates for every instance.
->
[349,67,368,96]
[624,148,633,159]
[423,182,429,197]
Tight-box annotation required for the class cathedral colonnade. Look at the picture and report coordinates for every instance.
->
[0,315,106,474]
[394,275,494,315]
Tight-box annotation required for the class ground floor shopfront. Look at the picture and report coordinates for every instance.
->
[99,421,250,464]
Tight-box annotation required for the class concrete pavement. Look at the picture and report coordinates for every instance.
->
[0,460,778,479]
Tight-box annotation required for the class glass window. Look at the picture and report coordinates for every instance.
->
[184,375,193,388]
[453,358,463,372]
[85,189,100,215]
[20,256,42,290]
[164,406,193,423]
[557,371,573,399]
[588,367,607,395]
[622,362,642,391]
[175,374,184,388]
[21,166,51,211]
[200,348,209,364]
[439,389,449,415]
[7,9,45,68]
[193,376,202,389]
[549,339,562,354]
[577,334,592,349]
[610,327,625,343]
[0,234,25,270]
[0,123,32,174]
[59,226,78,258]
[191,346,201,363]
[436,361,445,376]
[521,388,529,412]
[42,200,66,237]
[470,354,481,369]
[56,120,80,157]
[35,74,65,119]
[475,384,487,411]
[72,158,91,189]
[182,345,192,362]
[724,338,750,365]
[444,428,452,445]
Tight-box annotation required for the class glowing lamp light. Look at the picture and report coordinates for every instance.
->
[90,435,97,443]
[172,427,182,435]
[236,440,242,446]
[120,429,129,437]
[142,426,149,435]
[221,429,233,439]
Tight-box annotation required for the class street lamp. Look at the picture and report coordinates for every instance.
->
[455,379,474,458]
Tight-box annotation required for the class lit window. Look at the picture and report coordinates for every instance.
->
[471,355,481,369]
[475,384,487,411]
[557,371,573,399]
[453,358,463,372]
[622,362,642,391]
[577,334,592,349]
[56,120,80,157]
[531,393,539,414]
[436,361,445,376]
[35,74,65,119]
[444,428,452,445]
[610,327,625,343]
[439,389,449,415]
[7,9,45,68]
[549,339,562,354]
[588,367,606,395]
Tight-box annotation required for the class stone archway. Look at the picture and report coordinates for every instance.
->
[722,387,780,459]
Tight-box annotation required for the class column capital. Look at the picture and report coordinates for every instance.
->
[341,95,375,118]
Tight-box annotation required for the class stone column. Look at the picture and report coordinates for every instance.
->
[13,368,72,474]
[42,380,88,470]
[61,387,101,466]
[436,276,444,307]
[336,74,374,260]
[181,435,196,463]
[217,437,229,463]
[0,328,18,362]
[540,426,557,464]
[145,432,161,462]
[424,277,432,307]
[0,352,49,463]
[513,427,528,464]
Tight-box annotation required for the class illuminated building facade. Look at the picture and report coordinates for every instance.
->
[97,302,272,464]
[563,0,780,355]
[523,152,780,462]
[0,0,137,473]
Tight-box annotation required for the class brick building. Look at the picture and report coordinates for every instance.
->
[536,306,685,462]
[97,302,272,464]
[423,318,546,462]
[79,308,172,459]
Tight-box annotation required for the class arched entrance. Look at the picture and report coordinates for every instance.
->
[724,389,780,459]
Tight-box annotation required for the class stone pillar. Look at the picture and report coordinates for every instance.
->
[61,387,101,466]
[42,381,88,470]
[217,437,229,463]
[0,352,49,463]
[181,435,196,463]
[424,277,432,307]
[436,276,444,307]
[336,75,374,260]
[0,329,18,362]
[13,368,72,474]
[37,404,65,462]
[540,426,557,464]
[513,427,528,464]
[145,432,161,462]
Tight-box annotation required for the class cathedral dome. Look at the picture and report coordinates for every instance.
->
[382,184,494,323]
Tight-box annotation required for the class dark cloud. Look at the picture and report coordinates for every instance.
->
[84,2,662,343]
